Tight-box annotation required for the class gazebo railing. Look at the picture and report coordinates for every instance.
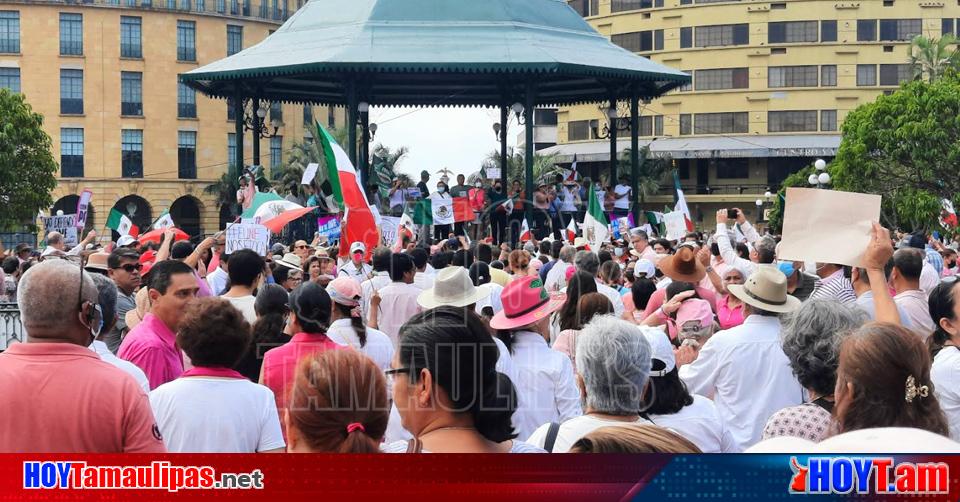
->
[0,303,24,351]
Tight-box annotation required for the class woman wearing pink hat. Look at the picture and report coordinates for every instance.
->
[325,276,394,372]
[490,276,582,441]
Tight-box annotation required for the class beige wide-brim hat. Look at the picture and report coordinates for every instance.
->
[727,265,801,314]
[83,252,110,272]
[275,253,302,270]
[418,266,491,309]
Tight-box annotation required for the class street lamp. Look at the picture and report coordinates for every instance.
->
[511,102,525,124]
[369,122,378,142]
[493,122,503,140]
[809,158,831,189]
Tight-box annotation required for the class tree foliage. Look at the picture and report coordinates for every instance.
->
[0,90,58,231]
[618,146,673,205]
[910,35,960,82]
[482,148,563,184]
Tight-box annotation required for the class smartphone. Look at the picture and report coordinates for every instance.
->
[727,209,739,219]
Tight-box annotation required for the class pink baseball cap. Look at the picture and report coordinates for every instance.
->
[676,298,713,329]
[326,276,362,306]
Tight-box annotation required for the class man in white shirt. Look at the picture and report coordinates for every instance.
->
[360,248,393,320]
[572,250,624,317]
[206,254,229,296]
[89,274,150,393]
[712,209,769,277]
[370,253,422,347]
[851,266,913,328]
[891,248,936,337]
[338,242,373,280]
[544,245,576,292]
[220,249,262,325]
[409,248,433,290]
[611,175,631,219]
[678,266,804,452]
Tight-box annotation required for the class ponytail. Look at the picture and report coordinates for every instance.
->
[334,302,368,347]
[927,280,960,357]
[474,371,518,443]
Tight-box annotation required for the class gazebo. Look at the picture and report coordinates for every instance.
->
[181,0,689,224]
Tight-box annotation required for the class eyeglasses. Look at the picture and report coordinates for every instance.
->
[385,367,412,385]
[113,263,142,273]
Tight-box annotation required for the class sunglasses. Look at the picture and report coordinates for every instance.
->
[114,263,142,273]
[296,245,308,249]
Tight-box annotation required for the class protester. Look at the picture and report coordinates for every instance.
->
[383,307,543,453]
[713,209,766,277]
[573,251,624,317]
[927,278,960,440]
[809,263,857,305]
[891,248,936,337]
[850,263,912,327]
[629,229,657,262]
[527,315,652,453]
[221,249,264,324]
[273,253,304,292]
[552,293,613,373]
[302,255,322,284]
[409,247,433,290]
[553,271,598,340]
[782,260,821,302]
[340,242,373,280]
[206,253,229,296]
[0,260,164,452]
[568,425,701,454]
[642,247,718,319]
[236,284,291,382]
[762,300,866,442]
[119,260,198,389]
[488,181,508,246]
[103,247,142,354]
[88,274,150,393]
[624,276,657,323]
[507,249,529,280]
[1,256,18,301]
[148,297,284,453]
[507,179,525,249]
[708,259,746,330]
[369,253,422,347]
[286,349,389,453]
[292,240,311,262]
[677,266,803,451]
[470,261,504,317]
[360,248,393,319]
[326,276,394,371]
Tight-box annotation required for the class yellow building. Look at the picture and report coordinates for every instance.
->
[0,0,341,239]
[545,0,940,227]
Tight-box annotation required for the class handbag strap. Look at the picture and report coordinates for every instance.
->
[543,422,561,453]
[405,438,423,454]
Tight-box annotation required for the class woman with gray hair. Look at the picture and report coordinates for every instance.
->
[761,299,867,442]
[526,315,654,452]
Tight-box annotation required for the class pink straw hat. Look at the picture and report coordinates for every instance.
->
[489,275,567,330]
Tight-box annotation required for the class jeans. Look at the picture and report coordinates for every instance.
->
[490,211,507,246]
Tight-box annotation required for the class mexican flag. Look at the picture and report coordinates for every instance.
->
[673,171,695,232]
[153,211,175,230]
[106,208,138,236]
[582,184,608,248]
[431,195,455,225]
[519,218,531,242]
[316,122,379,259]
[566,218,578,243]
[413,196,473,226]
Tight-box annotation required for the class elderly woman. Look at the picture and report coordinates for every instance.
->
[526,315,654,453]
[698,247,746,329]
[382,306,543,453]
[761,299,867,442]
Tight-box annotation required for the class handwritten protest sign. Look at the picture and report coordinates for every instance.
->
[663,211,687,241]
[380,216,400,246]
[44,215,78,245]
[778,187,881,268]
[301,163,319,185]
[485,167,501,180]
[317,215,341,242]
[75,190,93,230]
[225,223,270,255]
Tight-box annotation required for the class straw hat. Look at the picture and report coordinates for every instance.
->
[417,266,491,309]
[658,247,705,283]
[489,275,567,330]
[275,253,302,271]
[84,252,110,272]
[727,266,801,314]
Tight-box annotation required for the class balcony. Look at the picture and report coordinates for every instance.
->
[10,0,294,23]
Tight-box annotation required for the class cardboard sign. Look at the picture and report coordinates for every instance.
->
[663,211,687,241]
[778,187,882,268]
[75,189,93,229]
[44,214,78,245]
[225,223,271,256]
[301,163,319,185]
[317,215,341,242]
[380,216,400,246]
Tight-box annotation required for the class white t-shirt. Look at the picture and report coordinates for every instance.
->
[149,376,285,453]
[380,439,545,453]
[932,346,960,441]
[527,414,653,453]
[389,188,407,208]
[475,282,504,315]
[222,295,257,325]
[206,266,229,296]
[326,318,395,372]
[648,395,738,453]
[613,184,631,209]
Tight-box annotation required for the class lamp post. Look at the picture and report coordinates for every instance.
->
[244,99,282,168]
[808,158,831,189]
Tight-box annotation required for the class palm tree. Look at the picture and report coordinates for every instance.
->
[909,34,960,82]
[617,146,673,204]
[371,144,411,201]
[481,148,563,184]
[204,172,240,219]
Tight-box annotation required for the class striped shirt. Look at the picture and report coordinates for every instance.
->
[809,270,857,305]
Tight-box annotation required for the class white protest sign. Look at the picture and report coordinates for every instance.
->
[663,211,688,241]
[225,223,271,256]
[485,167,501,180]
[44,215,78,245]
[778,187,881,268]
[301,163,319,185]
[75,189,93,229]
[380,216,401,246]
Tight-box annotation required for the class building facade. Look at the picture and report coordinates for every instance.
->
[546,0,938,227]
[0,0,342,239]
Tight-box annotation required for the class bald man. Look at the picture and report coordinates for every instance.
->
[0,260,164,452]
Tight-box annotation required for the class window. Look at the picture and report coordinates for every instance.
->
[715,159,749,178]
[227,98,236,121]
[327,106,335,127]
[857,20,877,41]
[178,131,196,178]
[821,65,837,86]
[535,109,558,125]
[216,0,224,13]
[270,100,282,122]
[612,30,661,52]
[879,19,921,41]
[59,13,82,55]
[695,24,749,47]
[639,116,653,136]
[821,20,837,42]
[179,0,191,10]
[227,25,242,55]
[60,128,84,177]
[60,69,83,114]
[270,136,282,168]
[696,112,748,134]
[177,82,196,118]
[768,66,818,87]
[695,68,749,90]
[768,110,818,132]
[857,64,877,86]
[567,0,599,16]
[568,120,592,140]
[680,27,692,48]
[654,115,663,136]
[679,69,693,91]
[120,16,142,58]
[0,11,19,53]
[0,67,19,93]
[768,21,818,44]
[121,129,143,178]
[770,2,786,8]
[879,63,912,85]
[260,0,269,18]
[821,110,837,131]
[121,72,142,115]
[303,105,312,125]
[611,0,654,12]
[176,20,196,61]
[679,114,692,135]
[943,18,955,36]
[227,133,237,166]
[230,0,238,15]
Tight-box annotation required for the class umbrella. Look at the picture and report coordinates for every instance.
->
[261,206,318,234]
[137,227,190,244]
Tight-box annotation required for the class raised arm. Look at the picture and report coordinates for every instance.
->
[864,222,900,325]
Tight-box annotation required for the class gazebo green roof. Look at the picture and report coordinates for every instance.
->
[180,0,689,106]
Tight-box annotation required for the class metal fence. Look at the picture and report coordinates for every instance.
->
[0,303,24,351]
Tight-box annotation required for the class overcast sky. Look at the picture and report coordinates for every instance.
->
[368,106,519,190]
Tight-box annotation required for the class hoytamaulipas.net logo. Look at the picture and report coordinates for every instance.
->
[789,456,948,495]
[23,461,264,492]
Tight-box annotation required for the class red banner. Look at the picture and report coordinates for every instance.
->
[454,197,473,223]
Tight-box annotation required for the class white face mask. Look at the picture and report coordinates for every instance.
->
[475,183,482,189]
[614,247,624,257]
[438,186,446,193]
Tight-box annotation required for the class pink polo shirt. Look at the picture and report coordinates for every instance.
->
[0,342,165,452]
[118,313,184,390]
[261,332,343,411]
[642,286,719,320]
[716,294,746,330]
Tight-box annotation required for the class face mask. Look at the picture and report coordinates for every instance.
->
[495,186,502,192]
[614,248,624,257]
[475,183,482,189]
[438,186,446,193]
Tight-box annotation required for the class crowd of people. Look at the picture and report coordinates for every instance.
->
[2,204,960,454]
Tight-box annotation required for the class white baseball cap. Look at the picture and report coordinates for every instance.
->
[634,259,656,278]
[640,327,676,377]
[117,235,138,247]
[349,242,366,254]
